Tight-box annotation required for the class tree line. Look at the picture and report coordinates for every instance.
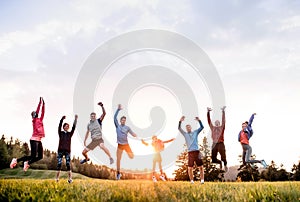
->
[1,134,299,181]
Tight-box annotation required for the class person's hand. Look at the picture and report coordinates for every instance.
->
[195,117,200,121]
[98,102,103,107]
[253,113,257,115]
[118,104,123,110]
[62,116,66,120]
[221,106,226,111]
[207,107,212,112]
[75,114,78,119]
[141,139,147,145]
[171,138,175,141]
[180,116,185,122]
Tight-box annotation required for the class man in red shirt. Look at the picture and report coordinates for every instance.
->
[207,106,227,172]
[10,97,45,172]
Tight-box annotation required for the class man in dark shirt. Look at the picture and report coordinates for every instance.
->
[56,114,78,183]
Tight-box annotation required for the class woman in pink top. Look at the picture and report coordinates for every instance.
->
[10,97,45,172]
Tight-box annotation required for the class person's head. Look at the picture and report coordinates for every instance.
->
[215,120,220,126]
[186,124,192,133]
[245,121,249,126]
[120,116,126,125]
[63,123,69,131]
[242,122,247,130]
[31,111,38,118]
[152,135,158,141]
[90,112,96,121]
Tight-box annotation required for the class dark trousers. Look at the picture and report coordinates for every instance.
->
[18,140,43,165]
[211,142,227,166]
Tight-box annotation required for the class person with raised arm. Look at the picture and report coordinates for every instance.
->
[207,106,228,172]
[56,114,78,183]
[114,104,138,180]
[178,115,205,184]
[238,113,268,169]
[10,97,45,172]
[142,135,175,182]
[80,102,114,165]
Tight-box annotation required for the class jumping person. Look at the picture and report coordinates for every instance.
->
[114,104,138,180]
[56,114,78,183]
[178,116,205,184]
[238,113,267,169]
[10,97,45,171]
[80,102,114,165]
[207,106,228,172]
[141,136,175,182]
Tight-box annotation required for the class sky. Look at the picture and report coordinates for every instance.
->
[0,0,300,177]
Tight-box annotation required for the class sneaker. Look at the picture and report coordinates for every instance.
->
[68,179,73,183]
[109,158,114,165]
[200,179,204,184]
[261,160,268,169]
[190,180,194,184]
[159,175,166,181]
[116,173,122,180]
[10,158,17,169]
[152,176,157,182]
[80,158,90,164]
[224,166,228,172]
[250,163,256,169]
[23,161,30,172]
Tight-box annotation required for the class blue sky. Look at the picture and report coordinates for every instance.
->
[0,0,299,175]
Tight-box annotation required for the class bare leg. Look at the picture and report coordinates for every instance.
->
[188,167,194,181]
[158,161,163,175]
[199,166,204,181]
[56,170,60,182]
[99,143,112,158]
[116,148,123,173]
[152,161,156,175]
[68,170,72,180]
[82,148,89,160]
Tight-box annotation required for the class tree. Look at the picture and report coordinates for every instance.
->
[0,135,9,169]
[260,161,290,181]
[291,161,300,181]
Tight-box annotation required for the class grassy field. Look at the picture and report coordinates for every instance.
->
[0,169,300,201]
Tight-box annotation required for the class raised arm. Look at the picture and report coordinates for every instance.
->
[248,113,256,126]
[98,102,106,122]
[163,138,175,144]
[178,116,185,135]
[221,106,226,127]
[207,108,213,129]
[114,104,122,128]
[58,116,65,134]
[40,98,45,120]
[36,97,42,115]
[195,117,204,134]
[70,115,78,135]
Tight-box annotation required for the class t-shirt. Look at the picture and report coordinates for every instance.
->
[239,131,249,145]
[87,119,102,140]
[152,139,165,153]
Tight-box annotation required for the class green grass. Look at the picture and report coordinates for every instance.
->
[0,179,299,202]
[0,168,89,180]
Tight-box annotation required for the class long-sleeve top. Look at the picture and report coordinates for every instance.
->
[178,120,204,152]
[57,118,77,153]
[114,109,135,145]
[238,114,255,143]
[31,100,45,141]
[207,110,225,143]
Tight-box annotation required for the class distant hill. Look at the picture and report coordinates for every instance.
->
[0,168,90,180]
[224,165,240,181]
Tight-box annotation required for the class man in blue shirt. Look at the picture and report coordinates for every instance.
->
[114,104,138,180]
[178,115,205,184]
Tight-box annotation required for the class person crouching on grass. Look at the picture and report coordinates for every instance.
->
[141,135,175,182]
[178,115,205,184]
[56,115,78,183]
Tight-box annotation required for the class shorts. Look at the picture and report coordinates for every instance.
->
[86,138,104,151]
[153,153,162,162]
[188,150,203,167]
[117,144,133,154]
